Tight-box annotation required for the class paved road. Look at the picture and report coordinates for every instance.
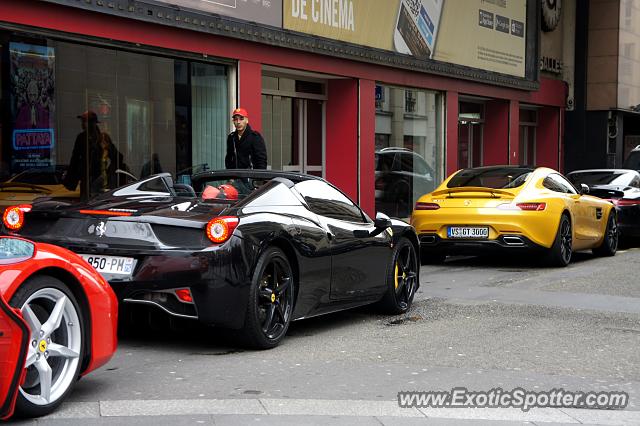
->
[9,247,640,425]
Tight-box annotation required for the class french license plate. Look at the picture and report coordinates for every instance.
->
[447,226,489,239]
[80,254,135,276]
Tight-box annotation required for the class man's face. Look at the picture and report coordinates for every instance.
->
[232,115,248,133]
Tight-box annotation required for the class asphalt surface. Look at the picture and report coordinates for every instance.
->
[8,246,640,425]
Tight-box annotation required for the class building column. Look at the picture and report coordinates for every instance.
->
[508,100,520,164]
[483,100,509,164]
[326,79,358,203]
[537,106,561,169]
[358,79,376,217]
[446,91,459,176]
[238,60,262,131]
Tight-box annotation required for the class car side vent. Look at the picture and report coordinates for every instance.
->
[151,224,208,248]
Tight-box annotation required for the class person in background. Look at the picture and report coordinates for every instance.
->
[225,108,267,169]
[63,111,124,200]
[140,153,163,178]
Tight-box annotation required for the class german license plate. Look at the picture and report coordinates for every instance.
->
[80,254,135,276]
[447,226,489,239]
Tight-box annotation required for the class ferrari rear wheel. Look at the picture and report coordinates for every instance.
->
[9,275,84,418]
[547,214,572,267]
[241,247,295,349]
[593,212,618,257]
[379,238,419,314]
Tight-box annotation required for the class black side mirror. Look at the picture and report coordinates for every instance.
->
[353,212,393,238]
[374,212,392,229]
[580,183,590,194]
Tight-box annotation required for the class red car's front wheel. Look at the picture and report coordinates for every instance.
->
[10,276,84,418]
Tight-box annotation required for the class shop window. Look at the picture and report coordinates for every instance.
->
[374,84,443,219]
[1,37,230,203]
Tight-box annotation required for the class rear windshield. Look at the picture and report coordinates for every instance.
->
[447,167,533,189]
[568,171,632,186]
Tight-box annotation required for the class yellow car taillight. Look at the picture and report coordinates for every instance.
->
[2,204,32,231]
[415,202,440,210]
[205,216,239,243]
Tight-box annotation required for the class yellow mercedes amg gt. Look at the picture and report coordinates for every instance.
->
[411,166,618,266]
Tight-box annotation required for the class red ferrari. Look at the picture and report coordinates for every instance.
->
[0,236,117,419]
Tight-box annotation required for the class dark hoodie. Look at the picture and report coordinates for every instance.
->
[225,124,268,169]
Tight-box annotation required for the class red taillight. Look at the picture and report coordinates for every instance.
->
[415,202,440,210]
[206,216,239,243]
[516,202,546,211]
[174,288,193,303]
[2,204,32,231]
[613,198,640,207]
[79,209,133,216]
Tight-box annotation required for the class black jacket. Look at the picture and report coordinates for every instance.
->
[225,125,267,169]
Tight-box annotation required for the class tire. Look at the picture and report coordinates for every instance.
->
[546,214,572,267]
[593,212,618,257]
[240,247,295,349]
[378,238,419,314]
[9,275,84,418]
[420,249,446,265]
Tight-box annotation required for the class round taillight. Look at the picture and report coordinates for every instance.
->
[2,205,31,231]
[205,216,239,244]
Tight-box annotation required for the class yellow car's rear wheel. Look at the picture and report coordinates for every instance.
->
[547,214,572,267]
[593,212,618,257]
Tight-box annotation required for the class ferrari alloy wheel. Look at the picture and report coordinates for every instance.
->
[593,212,618,257]
[9,276,83,418]
[547,214,572,267]
[379,238,419,314]
[241,247,295,349]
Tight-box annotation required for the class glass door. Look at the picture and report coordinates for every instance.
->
[261,94,324,176]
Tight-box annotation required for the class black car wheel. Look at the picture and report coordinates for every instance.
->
[593,212,618,257]
[379,238,419,314]
[9,276,84,418]
[547,214,572,267]
[241,247,295,349]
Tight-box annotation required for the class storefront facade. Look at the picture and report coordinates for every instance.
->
[0,0,566,218]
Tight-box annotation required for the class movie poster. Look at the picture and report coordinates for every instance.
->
[10,42,56,171]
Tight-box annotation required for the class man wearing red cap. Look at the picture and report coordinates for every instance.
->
[225,108,267,169]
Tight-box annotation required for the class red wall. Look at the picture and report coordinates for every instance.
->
[483,100,509,165]
[358,79,376,216]
[238,61,262,132]
[326,80,358,202]
[536,107,560,169]
[509,100,520,164]
[446,91,459,176]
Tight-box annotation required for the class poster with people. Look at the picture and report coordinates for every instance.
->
[10,42,56,172]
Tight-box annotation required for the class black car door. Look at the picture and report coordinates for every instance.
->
[0,294,29,420]
[293,180,391,300]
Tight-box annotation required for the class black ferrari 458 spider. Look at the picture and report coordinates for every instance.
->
[1,170,420,348]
